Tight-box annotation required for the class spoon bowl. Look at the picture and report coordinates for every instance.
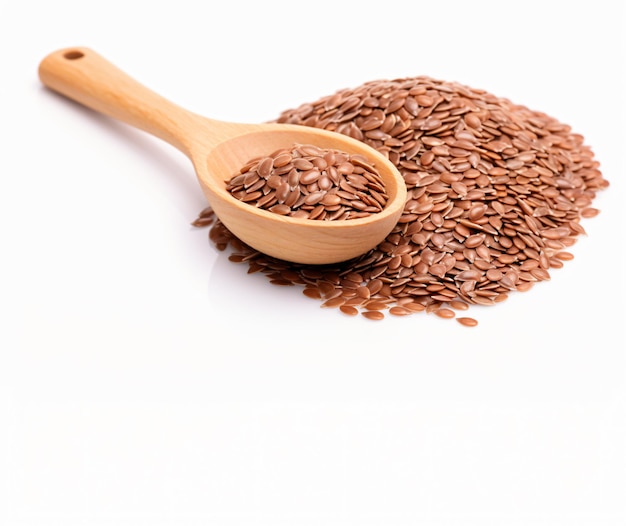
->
[38,47,406,264]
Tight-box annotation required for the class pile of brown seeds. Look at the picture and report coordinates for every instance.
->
[194,76,608,325]
[225,143,388,220]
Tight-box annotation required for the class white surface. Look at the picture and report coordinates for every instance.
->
[1,1,625,524]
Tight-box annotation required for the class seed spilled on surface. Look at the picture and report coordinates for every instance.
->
[457,317,479,327]
[194,76,609,326]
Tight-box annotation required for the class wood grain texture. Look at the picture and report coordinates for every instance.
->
[39,47,406,264]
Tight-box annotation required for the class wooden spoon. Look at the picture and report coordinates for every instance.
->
[38,47,406,264]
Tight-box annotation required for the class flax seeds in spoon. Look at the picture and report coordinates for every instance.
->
[225,143,389,220]
[193,76,609,326]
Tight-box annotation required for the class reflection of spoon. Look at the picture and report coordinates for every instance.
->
[38,47,406,264]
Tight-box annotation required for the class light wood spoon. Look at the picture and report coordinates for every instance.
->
[38,47,406,264]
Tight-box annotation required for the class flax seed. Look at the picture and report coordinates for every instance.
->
[457,317,479,327]
[435,308,456,319]
[225,143,388,220]
[196,76,607,325]
[362,310,385,320]
[340,305,359,316]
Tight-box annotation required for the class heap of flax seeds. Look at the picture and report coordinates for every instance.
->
[193,76,608,326]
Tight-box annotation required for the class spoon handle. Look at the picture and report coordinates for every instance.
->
[38,47,203,156]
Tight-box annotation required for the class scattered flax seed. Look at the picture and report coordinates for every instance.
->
[191,206,216,227]
[457,317,479,327]
[194,76,608,325]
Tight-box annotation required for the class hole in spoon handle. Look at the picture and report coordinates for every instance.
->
[63,50,85,60]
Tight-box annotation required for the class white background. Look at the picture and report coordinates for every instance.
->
[1,1,625,525]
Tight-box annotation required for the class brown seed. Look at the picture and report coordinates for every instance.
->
[340,305,359,316]
[300,169,322,185]
[531,268,551,281]
[198,76,607,327]
[362,310,385,320]
[389,306,412,316]
[321,193,342,206]
[191,216,215,227]
[322,297,345,308]
[257,157,274,177]
[456,269,483,281]
[269,204,291,215]
[468,204,487,221]
[542,227,570,240]
[555,251,574,261]
[356,286,371,299]
[364,301,389,311]
[486,268,504,281]
[464,113,482,129]
[416,94,434,106]
[581,207,599,218]
[457,317,479,327]
[302,288,321,299]
[435,308,455,319]
[465,234,486,249]
[404,302,426,312]
[304,191,326,206]
[273,152,293,168]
